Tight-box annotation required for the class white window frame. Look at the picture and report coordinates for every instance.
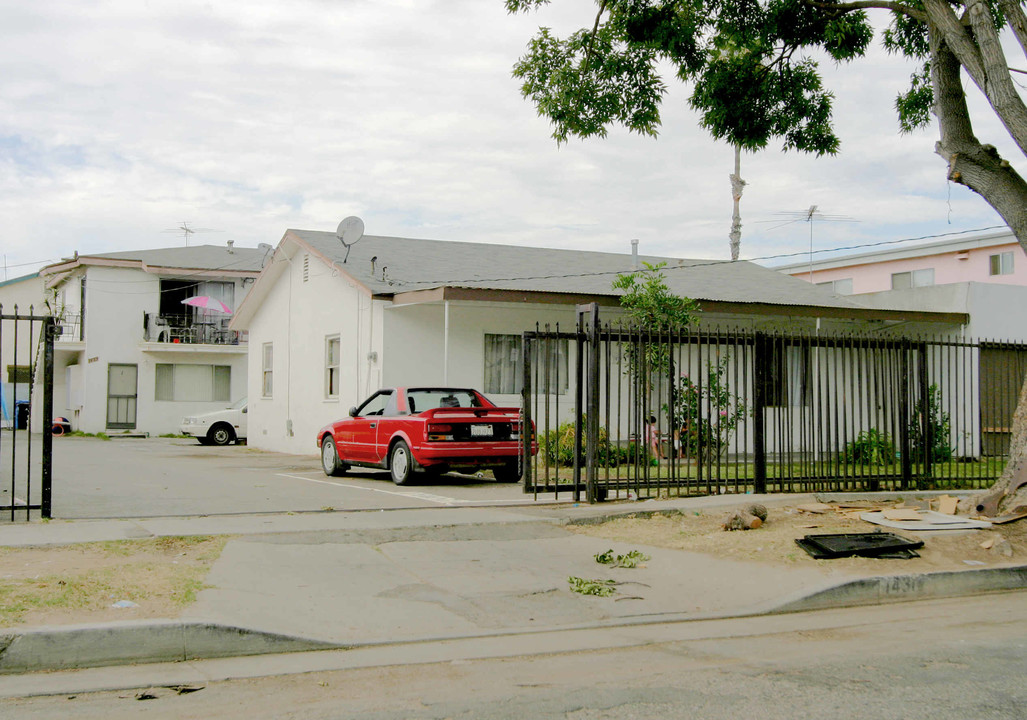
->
[155,364,231,402]
[324,335,340,399]
[990,251,1014,276]
[816,278,853,295]
[262,343,273,398]
[891,268,934,290]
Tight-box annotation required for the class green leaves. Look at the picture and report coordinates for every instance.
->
[612,262,697,331]
[509,0,876,154]
[568,576,618,596]
[594,548,651,567]
[513,26,667,142]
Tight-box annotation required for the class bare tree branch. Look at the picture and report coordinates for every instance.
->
[997,0,1027,61]
[923,0,988,90]
[965,0,1027,159]
[807,0,926,22]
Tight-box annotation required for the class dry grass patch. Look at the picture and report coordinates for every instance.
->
[567,505,1027,575]
[0,535,227,626]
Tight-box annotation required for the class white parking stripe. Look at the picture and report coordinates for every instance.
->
[274,473,536,506]
[275,473,471,505]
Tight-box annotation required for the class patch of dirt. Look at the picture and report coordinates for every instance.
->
[567,502,1027,576]
[0,536,227,627]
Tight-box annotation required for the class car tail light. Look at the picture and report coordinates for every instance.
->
[427,424,454,441]
[510,422,520,439]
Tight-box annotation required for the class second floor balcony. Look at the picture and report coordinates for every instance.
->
[144,312,242,346]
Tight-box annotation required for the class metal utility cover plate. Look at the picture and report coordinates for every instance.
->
[796,532,924,559]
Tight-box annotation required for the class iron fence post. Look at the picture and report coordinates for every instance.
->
[753,332,767,494]
[899,339,912,489]
[585,304,601,503]
[573,306,587,502]
[41,316,55,519]
[520,331,533,493]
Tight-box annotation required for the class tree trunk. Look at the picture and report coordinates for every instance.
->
[930,25,1027,514]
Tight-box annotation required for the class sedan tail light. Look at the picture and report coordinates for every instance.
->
[427,423,454,441]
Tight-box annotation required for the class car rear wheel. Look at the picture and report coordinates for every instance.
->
[493,461,521,483]
[321,437,348,477]
[390,440,414,485]
[208,424,235,446]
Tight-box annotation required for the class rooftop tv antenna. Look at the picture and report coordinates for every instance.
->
[336,216,365,263]
[758,206,858,281]
[162,222,221,247]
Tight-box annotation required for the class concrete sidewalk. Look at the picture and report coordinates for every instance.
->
[1,493,1026,682]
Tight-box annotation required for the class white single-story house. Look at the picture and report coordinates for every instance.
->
[232,223,967,455]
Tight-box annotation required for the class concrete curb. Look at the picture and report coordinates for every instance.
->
[0,620,337,674]
[767,564,1027,615]
[3,565,1025,675]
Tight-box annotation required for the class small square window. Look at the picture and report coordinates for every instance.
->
[990,251,1014,276]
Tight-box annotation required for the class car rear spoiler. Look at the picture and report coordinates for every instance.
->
[421,407,519,419]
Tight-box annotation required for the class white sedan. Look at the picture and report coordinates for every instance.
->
[181,398,248,446]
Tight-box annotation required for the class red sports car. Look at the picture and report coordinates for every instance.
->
[316,387,535,485]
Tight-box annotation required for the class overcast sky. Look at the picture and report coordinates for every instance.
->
[0,0,1017,281]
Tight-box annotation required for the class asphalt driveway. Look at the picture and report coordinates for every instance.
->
[42,436,546,519]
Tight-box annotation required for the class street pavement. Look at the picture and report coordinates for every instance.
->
[1,492,1025,697]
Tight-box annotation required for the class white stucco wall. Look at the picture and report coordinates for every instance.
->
[245,248,385,455]
[43,266,252,435]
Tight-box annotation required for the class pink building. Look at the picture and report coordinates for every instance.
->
[776,230,1026,295]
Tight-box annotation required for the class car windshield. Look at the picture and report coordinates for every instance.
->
[405,389,484,413]
[229,397,247,410]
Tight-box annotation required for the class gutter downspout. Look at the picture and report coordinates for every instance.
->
[443,300,450,384]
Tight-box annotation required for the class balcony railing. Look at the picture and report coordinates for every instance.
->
[55,314,82,342]
[144,312,241,345]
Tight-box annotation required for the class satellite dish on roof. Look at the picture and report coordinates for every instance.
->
[336,216,364,263]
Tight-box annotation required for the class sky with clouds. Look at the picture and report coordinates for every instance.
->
[0,0,1018,281]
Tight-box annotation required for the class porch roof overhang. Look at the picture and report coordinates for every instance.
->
[385,286,968,325]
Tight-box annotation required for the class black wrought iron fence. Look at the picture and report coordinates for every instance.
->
[520,305,1026,502]
[0,305,55,520]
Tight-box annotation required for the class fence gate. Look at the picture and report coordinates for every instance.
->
[0,306,55,520]
[519,304,1023,502]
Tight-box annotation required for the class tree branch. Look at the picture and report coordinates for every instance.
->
[997,0,1027,61]
[965,0,1027,159]
[582,0,608,74]
[923,0,988,88]
[807,0,925,22]
[931,25,1027,246]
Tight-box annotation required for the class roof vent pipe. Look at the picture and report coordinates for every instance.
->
[631,238,639,270]
[227,239,234,254]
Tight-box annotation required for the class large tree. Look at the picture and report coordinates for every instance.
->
[507,0,1027,513]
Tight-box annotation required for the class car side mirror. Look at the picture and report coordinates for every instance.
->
[242,407,247,414]
[348,406,358,418]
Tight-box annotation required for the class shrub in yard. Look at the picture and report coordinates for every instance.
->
[908,384,954,463]
[539,418,626,467]
[843,429,897,465]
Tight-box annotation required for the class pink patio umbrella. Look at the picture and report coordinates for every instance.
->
[180,296,233,314]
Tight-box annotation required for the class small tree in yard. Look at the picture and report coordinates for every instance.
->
[612,261,698,379]
[507,0,1027,513]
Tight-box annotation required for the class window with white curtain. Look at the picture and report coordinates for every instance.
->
[484,334,568,395]
[155,364,230,402]
[325,335,340,398]
[763,344,811,407]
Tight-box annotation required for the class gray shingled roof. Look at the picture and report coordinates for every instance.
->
[70,244,268,273]
[290,230,863,310]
